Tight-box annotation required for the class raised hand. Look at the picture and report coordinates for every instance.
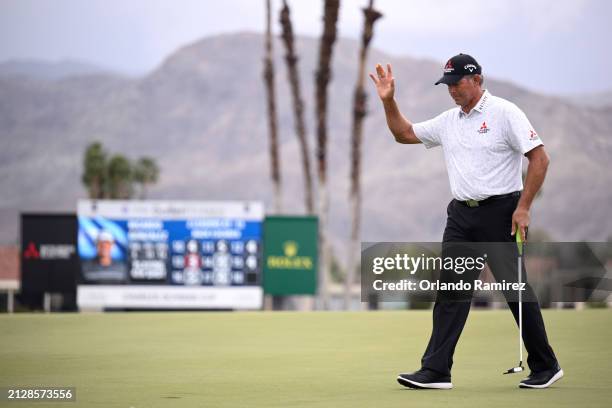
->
[369,63,395,102]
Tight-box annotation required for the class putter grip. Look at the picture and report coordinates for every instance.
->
[516,225,527,255]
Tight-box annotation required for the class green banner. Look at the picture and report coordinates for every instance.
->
[263,216,318,295]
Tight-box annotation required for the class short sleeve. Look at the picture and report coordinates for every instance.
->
[505,103,543,154]
[412,111,447,149]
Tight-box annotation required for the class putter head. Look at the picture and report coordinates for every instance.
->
[503,365,524,375]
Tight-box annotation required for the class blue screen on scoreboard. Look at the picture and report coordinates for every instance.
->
[78,216,262,287]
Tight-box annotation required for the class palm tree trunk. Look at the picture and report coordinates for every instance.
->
[264,0,283,213]
[346,1,382,309]
[92,175,100,199]
[141,183,148,200]
[279,0,314,214]
[315,0,340,309]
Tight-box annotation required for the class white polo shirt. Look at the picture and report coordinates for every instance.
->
[413,90,543,201]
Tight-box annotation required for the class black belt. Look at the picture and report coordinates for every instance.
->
[456,191,520,208]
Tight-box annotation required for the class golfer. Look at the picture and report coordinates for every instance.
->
[369,54,562,389]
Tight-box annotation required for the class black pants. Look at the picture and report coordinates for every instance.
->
[420,195,558,376]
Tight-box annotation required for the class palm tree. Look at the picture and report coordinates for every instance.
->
[346,0,382,309]
[315,0,340,309]
[82,142,107,199]
[279,0,314,214]
[107,155,133,199]
[263,0,283,213]
[133,157,160,199]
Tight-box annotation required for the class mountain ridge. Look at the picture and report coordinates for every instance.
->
[0,32,610,250]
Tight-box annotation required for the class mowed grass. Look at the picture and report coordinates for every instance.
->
[1,309,611,408]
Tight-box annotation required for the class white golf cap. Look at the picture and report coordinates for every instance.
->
[97,230,115,242]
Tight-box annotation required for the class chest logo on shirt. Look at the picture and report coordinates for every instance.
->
[477,121,490,134]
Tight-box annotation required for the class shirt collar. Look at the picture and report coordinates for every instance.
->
[459,89,490,117]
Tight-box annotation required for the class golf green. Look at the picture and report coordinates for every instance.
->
[1,309,610,407]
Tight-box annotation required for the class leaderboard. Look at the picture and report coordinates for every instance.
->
[76,200,264,310]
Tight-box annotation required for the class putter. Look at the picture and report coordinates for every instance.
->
[503,228,524,375]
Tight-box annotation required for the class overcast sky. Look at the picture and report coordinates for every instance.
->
[1,0,610,95]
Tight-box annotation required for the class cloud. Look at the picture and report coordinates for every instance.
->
[323,0,591,37]
[512,0,589,34]
[0,0,606,93]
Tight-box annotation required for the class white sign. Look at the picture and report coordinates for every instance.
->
[77,200,264,220]
[77,285,263,310]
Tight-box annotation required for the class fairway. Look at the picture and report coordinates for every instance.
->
[1,309,611,408]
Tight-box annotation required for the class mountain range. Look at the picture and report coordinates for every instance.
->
[1,32,611,256]
[0,59,116,81]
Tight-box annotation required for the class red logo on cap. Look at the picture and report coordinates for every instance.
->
[477,122,490,134]
[23,242,40,259]
[444,60,454,73]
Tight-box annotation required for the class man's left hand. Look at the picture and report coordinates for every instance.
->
[511,207,530,242]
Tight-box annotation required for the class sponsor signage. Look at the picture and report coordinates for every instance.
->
[263,216,318,295]
[20,214,79,293]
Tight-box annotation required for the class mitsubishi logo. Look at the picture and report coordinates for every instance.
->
[23,242,40,259]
